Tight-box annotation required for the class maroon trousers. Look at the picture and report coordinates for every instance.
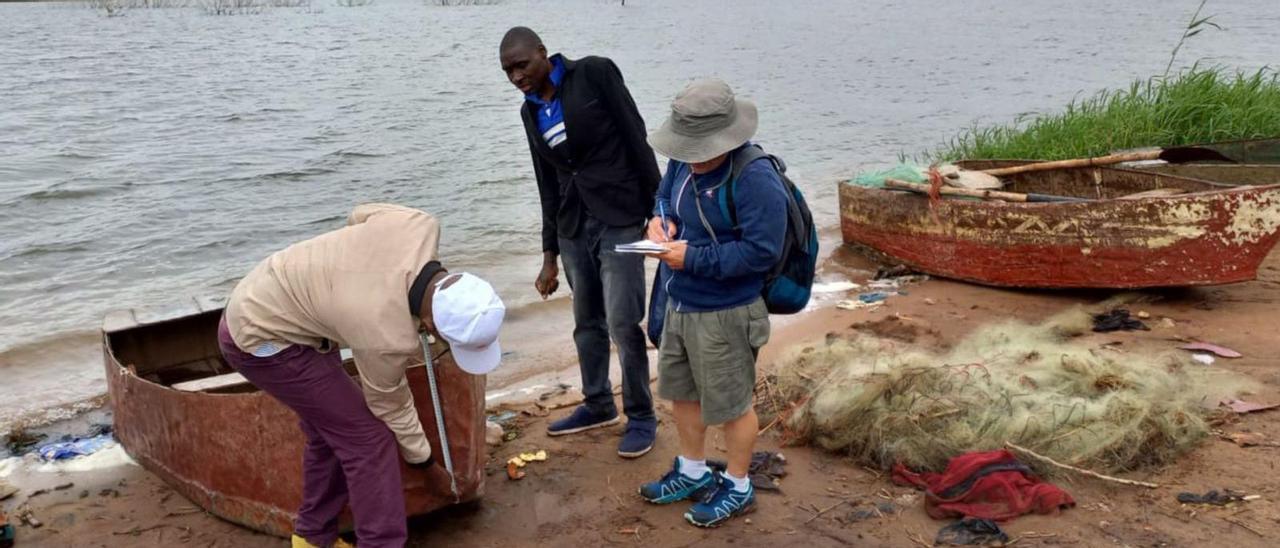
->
[218,319,407,547]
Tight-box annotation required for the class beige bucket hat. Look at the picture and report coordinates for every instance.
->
[648,78,758,163]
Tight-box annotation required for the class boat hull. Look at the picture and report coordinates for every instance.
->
[102,303,486,537]
[840,167,1280,288]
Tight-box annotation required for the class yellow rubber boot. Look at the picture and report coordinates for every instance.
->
[291,535,355,548]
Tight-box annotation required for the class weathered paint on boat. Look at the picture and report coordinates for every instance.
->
[102,299,486,537]
[840,163,1280,288]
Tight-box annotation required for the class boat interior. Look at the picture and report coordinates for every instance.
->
[1136,164,1280,186]
[104,309,359,394]
[956,160,1244,200]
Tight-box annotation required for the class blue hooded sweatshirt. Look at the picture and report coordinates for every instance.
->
[653,144,788,312]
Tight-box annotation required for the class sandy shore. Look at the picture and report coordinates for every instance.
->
[5,245,1280,547]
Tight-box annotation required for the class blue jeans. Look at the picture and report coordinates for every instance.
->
[559,216,655,424]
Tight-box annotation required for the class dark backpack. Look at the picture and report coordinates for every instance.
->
[717,145,819,314]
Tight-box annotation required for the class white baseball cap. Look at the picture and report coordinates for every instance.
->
[432,273,506,375]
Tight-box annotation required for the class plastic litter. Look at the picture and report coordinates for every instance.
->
[0,481,16,501]
[812,281,860,294]
[935,518,1009,546]
[708,451,788,491]
[485,422,504,447]
[36,434,114,461]
[1223,432,1280,448]
[1192,353,1215,366]
[858,292,892,304]
[1177,489,1254,506]
[506,449,548,480]
[846,502,898,522]
[1220,399,1280,414]
[15,508,40,529]
[1091,309,1149,332]
[1181,342,1242,358]
[517,450,548,463]
[487,410,519,424]
[867,280,900,290]
[836,300,882,311]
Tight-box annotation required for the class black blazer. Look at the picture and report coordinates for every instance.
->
[521,55,661,254]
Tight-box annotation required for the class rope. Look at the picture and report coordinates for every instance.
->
[926,165,946,222]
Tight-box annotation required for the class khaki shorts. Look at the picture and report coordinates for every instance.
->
[657,299,770,425]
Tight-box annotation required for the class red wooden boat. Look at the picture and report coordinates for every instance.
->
[102,299,486,537]
[840,161,1280,288]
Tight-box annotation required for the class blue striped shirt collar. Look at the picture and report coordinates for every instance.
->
[524,54,566,106]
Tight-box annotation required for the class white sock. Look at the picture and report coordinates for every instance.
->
[725,472,751,493]
[678,456,710,479]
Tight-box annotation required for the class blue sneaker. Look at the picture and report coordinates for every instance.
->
[546,405,620,436]
[617,421,656,458]
[638,457,714,504]
[684,473,755,528]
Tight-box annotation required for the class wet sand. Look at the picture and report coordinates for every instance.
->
[6,246,1280,547]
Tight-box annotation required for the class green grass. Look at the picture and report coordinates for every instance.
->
[933,66,1280,161]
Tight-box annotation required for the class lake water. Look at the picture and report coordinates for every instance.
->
[1,0,1277,428]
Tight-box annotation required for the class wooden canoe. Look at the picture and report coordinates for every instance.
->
[840,162,1280,288]
[102,299,486,537]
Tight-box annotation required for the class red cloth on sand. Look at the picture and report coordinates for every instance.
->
[892,449,1075,521]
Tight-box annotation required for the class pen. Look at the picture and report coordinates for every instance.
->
[659,202,670,242]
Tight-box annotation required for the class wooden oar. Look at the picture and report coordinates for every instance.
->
[981,146,1236,177]
[884,179,1090,203]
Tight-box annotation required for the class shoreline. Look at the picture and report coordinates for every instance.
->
[5,244,1279,546]
[0,227,852,436]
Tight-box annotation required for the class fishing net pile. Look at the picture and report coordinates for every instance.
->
[774,309,1251,474]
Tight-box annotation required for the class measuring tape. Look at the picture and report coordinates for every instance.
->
[420,333,459,502]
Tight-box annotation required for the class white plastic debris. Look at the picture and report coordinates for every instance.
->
[1192,353,1215,366]
[812,281,860,294]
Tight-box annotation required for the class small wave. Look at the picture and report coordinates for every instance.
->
[260,167,336,180]
[53,151,99,160]
[6,240,94,260]
[305,214,344,225]
[471,176,523,188]
[4,184,127,205]
[0,329,101,367]
[325,149,384,159]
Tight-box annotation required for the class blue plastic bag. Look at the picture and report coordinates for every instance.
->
[37,434,114,461]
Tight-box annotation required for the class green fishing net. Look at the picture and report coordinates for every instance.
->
[849,164,928,188]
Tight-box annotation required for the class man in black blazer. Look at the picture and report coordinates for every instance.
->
[500,27,661,458]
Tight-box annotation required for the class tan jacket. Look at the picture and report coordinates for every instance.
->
[225,203,439,463]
